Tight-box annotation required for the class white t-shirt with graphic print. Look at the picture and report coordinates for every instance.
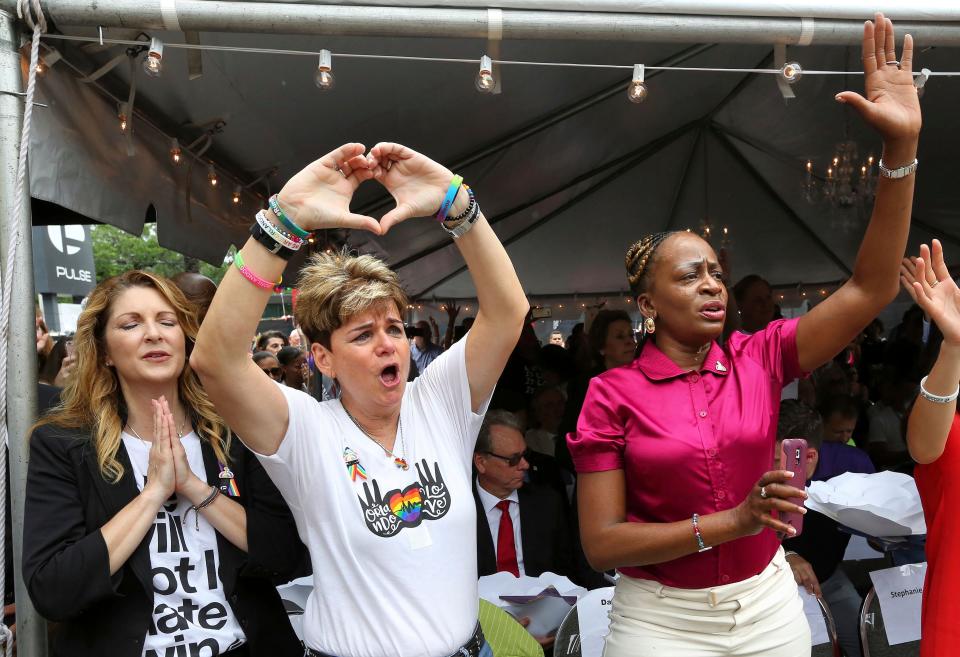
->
[255,335,490,657]
[122,432,246,657]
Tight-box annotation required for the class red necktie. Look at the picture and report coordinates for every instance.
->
[495,500,520,577]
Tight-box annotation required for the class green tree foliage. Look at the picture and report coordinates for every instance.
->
[92,224,231,284]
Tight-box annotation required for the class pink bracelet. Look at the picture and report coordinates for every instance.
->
[234,251,281,290]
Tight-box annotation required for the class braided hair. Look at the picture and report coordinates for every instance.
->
[625,231,676,298]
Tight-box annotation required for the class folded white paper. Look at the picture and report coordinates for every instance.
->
[806,471,926,537]
[479,572,587,637]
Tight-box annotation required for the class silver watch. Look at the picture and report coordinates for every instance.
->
[878,157,918,179]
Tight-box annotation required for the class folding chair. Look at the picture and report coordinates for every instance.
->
[811,595,842,657]
[554,587,615,657]
[859,587,921,657]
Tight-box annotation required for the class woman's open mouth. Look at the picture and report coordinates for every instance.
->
[699,301,726,322]
[379,364,401,387]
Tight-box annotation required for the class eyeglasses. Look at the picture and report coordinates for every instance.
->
[260,367,283,380]
[482,449,531,467]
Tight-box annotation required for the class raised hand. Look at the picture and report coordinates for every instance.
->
[901,240,960,345]
[366,143,462,233]
[276,143,381,234]
[836,13,921,144]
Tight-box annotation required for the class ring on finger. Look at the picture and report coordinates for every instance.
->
[931,280,940,288]
[760,486,768,499]
[886,60,901,68]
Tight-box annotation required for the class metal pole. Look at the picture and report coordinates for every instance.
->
[2,0,960,46]
[231,0,960,21]
[0,9,46,657]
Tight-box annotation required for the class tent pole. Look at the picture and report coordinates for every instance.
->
[0,10,46,657]
[3,1,960,46]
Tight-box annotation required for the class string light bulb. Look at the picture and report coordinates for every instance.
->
[143,37,164,78]
[628,64,647,103]
[780,61,803,84]
[232,184,242,204]
[118,103,128,132]
[314,49,335,90]
[170,138,181,165]
[35,60,44,75]
[476,55,495,93]
[207,164,218,187]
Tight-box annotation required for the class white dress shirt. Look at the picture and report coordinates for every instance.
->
[476,481,525,575]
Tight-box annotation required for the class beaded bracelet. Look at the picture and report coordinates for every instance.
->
[234,251,282,291]
[256,210,302,251]
[268,195,311,240]
[435,175,464,222]
[692,513,712,553]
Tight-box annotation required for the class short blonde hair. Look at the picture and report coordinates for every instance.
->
[295,249,409,349]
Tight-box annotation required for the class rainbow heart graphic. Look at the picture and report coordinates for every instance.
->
[389,487,422,524]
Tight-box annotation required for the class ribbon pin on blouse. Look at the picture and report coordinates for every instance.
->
[715,360,727,372]
[219,466,235,480]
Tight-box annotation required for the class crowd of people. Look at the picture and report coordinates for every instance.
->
[15,12,954,657]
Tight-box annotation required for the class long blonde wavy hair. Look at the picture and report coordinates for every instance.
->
[33,270,230,482]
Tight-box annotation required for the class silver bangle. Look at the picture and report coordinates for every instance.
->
[919,375,960,404]
[878,157,918,179]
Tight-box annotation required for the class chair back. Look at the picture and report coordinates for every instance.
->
[859,587,921,657]
[554,587,615,657]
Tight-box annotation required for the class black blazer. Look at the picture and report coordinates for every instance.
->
[23,423,308,657]
[474,481,575,581]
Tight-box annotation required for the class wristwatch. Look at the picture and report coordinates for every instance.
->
[249,222,297,260]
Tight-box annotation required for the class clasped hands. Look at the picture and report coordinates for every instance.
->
[275,142,467,238]
[143,396,211,508]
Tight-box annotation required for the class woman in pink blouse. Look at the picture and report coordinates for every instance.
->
[570,14,921,657]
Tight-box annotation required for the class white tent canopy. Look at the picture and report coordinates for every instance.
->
[18,7,959,307]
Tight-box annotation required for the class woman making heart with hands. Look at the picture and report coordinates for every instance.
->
[193,143,528,657]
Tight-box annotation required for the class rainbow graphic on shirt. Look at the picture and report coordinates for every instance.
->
[388,486,422,524]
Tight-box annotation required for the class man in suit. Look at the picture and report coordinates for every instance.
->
[473,409,575,581]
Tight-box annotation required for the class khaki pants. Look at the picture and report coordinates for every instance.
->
[603,547,811,657]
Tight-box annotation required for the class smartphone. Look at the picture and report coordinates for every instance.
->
[778,438,808,537]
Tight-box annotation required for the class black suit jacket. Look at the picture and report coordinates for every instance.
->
[23,423,308,657]
[474,480,575,582]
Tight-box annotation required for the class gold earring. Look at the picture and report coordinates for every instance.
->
[644,316,656,335]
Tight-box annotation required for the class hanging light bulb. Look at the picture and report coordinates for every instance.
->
[35,60,44,75]
[627,64,647,103]
[475,55,495,93]
[780,61,803,84]
[314,49,335,90]
[143,37,164,78]
[232,184,242,204]
[118,103,128,132]
[170,138,182,165]
[207,165,218,187]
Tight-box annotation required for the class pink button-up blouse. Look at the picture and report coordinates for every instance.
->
[568,318,804,589]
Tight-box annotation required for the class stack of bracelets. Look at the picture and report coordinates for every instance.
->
[436,175,481,239]
[237,176,480,290]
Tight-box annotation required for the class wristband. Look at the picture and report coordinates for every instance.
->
[919,375,960,404]
[443,198,481,240]
[249,222,298,260]
[435,174,464,222]
[184,486,220,530]
[256,210,302,250]
[445,185,476,225]
[268,195,312,239]
[692,513,712,553]
[234,251,282,291]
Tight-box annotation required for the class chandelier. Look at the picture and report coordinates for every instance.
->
[802,140,878,229]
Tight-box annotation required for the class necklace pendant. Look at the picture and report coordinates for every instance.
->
[394,457,409,471]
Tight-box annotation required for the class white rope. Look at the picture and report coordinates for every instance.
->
[2,3,46,655]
